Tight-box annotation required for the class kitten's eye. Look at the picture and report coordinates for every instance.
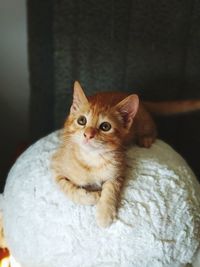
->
[99,122,111,132]
[77,116,87,126]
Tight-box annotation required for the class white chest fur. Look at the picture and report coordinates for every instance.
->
[60,145,120,187]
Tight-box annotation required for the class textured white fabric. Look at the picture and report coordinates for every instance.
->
[1,131,200,267]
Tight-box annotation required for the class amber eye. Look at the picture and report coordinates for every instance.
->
[99,122,111,132]
[77,116,87,126]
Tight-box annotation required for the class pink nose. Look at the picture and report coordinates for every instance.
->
[84,128,97,140]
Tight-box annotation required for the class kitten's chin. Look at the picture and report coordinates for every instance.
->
[82,140,101,150]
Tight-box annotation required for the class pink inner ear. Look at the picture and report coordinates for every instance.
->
[116,94,139,127]
[70,99,80,113]
[70,81,88,113]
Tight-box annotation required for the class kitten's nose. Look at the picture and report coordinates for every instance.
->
[84,127,97,140]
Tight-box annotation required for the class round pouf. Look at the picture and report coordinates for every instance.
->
[1,132,200,267]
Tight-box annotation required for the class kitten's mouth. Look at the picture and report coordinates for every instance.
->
[83,139,95,146]
[82,139,100,149]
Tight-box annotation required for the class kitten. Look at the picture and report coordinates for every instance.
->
[52,81,200,228]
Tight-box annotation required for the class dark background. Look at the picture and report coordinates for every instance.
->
[0,2,29,191]
[1,0,200,190]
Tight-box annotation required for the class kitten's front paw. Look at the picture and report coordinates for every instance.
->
[138,136,155,148]
[88,191,101,205]
[80,190,100,205]
[96,202,117,228]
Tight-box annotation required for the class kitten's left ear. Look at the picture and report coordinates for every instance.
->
[70,81,89,114]
[115,94,139,128]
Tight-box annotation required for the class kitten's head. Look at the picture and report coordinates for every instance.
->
[64,81,139,152]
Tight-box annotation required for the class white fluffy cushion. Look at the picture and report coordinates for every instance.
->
[1,131,200,267]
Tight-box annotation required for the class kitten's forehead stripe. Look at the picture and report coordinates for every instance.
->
[87,103,114,129]
[87,108,98,127]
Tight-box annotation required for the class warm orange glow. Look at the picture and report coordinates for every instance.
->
[0,256,10,267]
[0,256,21,267]
[0,249,9,267]
[0,249,21,267]
[9,256,21,267]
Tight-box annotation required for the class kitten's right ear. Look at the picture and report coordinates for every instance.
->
[70,81,89,114]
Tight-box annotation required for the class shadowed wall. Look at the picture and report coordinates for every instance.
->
[0,1,29,189]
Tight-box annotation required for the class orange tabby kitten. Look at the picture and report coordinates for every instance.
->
[52,81,155,227]
[52,81,200,228]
